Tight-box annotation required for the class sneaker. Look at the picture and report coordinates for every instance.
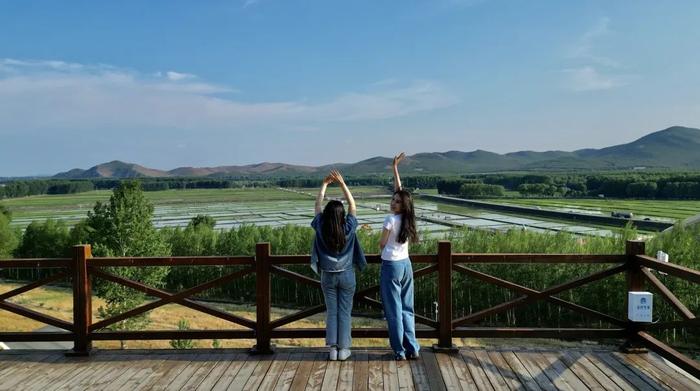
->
[338,348,351,361]
[329,347,338,361]
[407,352,420,360]
[394,353,406,361]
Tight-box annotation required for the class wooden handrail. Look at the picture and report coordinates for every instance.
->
[0,239,697,374]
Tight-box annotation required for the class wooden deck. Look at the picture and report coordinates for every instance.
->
[1,347,698,390]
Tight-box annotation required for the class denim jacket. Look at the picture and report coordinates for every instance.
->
[310,213,367,274]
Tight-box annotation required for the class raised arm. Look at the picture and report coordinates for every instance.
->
[315,174,334,215]
[392,152,405,192]
[330,170,356,216]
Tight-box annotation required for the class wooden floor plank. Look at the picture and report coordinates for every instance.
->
[337,357,354,391]
[641,352,700,390]
[289,352,317,391]
[487,351,527,391]
[508,350,554,391]
[242,353,276,391]
[614,352,692,391]
[539,351,590,391]
[434,351,460,390]
[24,356,93,391]
[367,352,384,391]
[580,352,637,391]
[408,355,430,391]
[321,360,342,390]
[257,352,290,390]
[306,352,328,391]
[274,352,304,391]
[62,353,136,391]
[352,352,369,391]
[559,351,620,391]
[180,353,224,391]
[0,353,60,388]
[420,350,446,391]
[227,354,263,391]
[396,358,414,391]
[462,350,495,390]
[474,350,511,391]
[195,352,244,391]
[593,352,662,391]
[0,353,52,382]
[382,354,400,391]
[2,347,694,391]
[450,350,478,390]
[132,354,183,391]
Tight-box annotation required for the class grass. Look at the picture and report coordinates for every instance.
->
[491,198,700,221]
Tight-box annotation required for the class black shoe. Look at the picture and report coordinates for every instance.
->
[407,352,420,360]
[394,353,406,361]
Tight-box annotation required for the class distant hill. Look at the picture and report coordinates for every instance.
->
[52,126,700,178]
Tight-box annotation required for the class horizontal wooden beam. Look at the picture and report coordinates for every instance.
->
[0,332,74,342]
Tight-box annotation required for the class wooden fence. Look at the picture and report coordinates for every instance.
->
[0,240,698,378]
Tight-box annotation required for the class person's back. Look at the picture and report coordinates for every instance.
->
[310,170,366,361]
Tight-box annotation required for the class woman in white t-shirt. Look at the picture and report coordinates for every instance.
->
[379,152,420,360]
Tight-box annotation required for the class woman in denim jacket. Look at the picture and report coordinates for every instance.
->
[310,170,367,361]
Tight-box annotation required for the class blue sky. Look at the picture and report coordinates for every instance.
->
[2,0,700,176]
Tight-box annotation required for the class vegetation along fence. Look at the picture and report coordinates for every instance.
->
[0,240,698,378]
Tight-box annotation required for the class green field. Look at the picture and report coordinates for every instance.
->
[492,198,700,222]
[0,188,309,224]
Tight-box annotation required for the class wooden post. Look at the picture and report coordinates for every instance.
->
[251,242,273,354]
[622,240,647,353]
[68,244,92,356]
[433,240,457,351]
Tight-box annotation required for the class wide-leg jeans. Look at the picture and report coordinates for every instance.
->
[321,269,356,349]
[380,258,420,356]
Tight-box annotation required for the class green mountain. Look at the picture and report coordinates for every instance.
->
[52,126,700,178]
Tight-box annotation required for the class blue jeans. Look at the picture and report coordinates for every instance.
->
[321,269,356,349]
[380,258,420,356]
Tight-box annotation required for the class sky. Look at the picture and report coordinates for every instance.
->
[2,0,700,176]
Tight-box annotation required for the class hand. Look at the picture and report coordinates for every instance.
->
[393,152,406,167]
[322,174,334,186]
[329,169,345,185]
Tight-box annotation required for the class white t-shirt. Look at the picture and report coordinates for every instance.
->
[381,214,409,261]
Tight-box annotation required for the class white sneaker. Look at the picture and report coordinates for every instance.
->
[329,347,338,361]
[338,348,351,361]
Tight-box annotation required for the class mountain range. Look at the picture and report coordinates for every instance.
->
[53,126,700,178]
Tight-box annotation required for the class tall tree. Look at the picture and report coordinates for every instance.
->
[85,181,170,347]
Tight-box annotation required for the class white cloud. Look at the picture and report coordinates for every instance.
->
[563,18,633,92]
[165,71,195,81]
[0,58,457,133]
[563,66,628,92]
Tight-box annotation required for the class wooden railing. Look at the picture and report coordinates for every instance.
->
[0,240,698,378]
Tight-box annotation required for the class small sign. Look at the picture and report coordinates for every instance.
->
[628,292,653,322]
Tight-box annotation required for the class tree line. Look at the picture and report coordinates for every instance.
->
[436,172,700,199]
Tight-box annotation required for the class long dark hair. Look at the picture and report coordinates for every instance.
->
[395,190,419,244]
[321,200,346,253]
